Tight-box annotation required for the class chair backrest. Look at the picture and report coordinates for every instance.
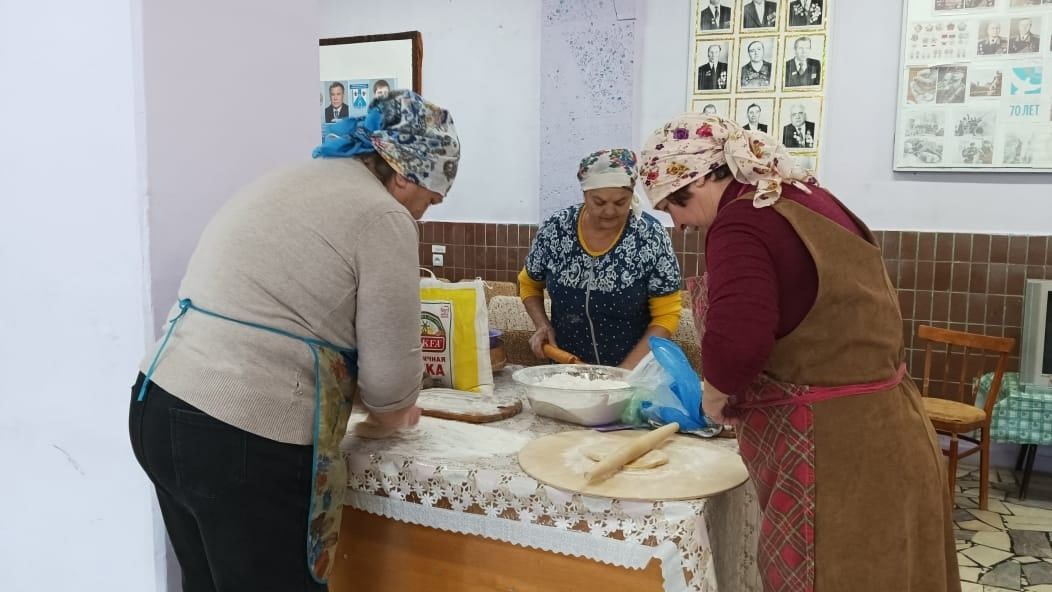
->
[916,324,1016,420]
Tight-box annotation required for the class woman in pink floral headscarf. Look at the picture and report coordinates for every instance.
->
[641,115,959,592]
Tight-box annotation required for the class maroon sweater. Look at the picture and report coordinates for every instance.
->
[702,180,866,394]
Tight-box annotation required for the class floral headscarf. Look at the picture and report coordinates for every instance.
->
[640,114,815,209]
[577,148,638,191]
[577,148,644,217]
[313,90,460,196]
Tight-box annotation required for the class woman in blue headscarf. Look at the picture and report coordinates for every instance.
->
[129,90,460,590]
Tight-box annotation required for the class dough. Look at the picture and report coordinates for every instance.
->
[585,445,668,470]
[517,429,750,501]
[351,417,398,439]
[585,422,679,484]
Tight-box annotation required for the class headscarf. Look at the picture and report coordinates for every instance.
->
[313,90,460,197]
[577,148,644,217]
[639,114,815,210]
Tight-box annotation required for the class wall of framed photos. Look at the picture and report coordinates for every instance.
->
[894,0,1052,172]
[689,0,831,172]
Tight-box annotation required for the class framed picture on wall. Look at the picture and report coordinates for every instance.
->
[895,0,1052,171]
[934,0,996,12]
[734,97,776,132]
[687,0,833,176]
[782,34,826,91]
[697,0,734,35]
[737,37,778,92]
[741,0,779,31]
[694,39,734,93]
[778,96,823,151]
[691,98,732,117]
[787,0,826,29]
[795,154,819,172]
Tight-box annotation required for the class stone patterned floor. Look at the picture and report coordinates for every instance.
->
[955,467,1052,591]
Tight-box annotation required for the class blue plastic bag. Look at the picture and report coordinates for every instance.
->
[622,337,721,436]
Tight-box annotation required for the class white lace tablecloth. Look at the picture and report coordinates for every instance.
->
[341,368,761,592]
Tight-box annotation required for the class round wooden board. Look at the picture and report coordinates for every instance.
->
[518,429,749,501]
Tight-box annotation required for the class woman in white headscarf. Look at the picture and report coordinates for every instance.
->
[518,148,682,368]
[640,115,959,592]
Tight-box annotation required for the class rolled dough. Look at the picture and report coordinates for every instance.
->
[585,422,679,484]
[584,445,669,470]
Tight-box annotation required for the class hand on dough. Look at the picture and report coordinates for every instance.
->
[352,405,422,439]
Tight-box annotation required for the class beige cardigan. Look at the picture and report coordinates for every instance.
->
[142,158,423,445]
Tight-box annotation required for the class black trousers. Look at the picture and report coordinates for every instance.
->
[129,374,327,592]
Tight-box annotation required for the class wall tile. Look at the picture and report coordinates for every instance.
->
[415,222,1051,380]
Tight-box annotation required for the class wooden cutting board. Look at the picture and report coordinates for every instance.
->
[417,388,523,424]
[518,429,749,501]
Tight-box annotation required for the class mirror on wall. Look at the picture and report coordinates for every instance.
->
[318,31,423,126]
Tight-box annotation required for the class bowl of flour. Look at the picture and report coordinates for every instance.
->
[512,364,634,426]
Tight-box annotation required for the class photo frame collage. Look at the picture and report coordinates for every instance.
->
[691,0,831,172]
[895,0,1052,170]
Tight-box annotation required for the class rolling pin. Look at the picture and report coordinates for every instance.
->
[585,422,680,485]
[543,343,584,365]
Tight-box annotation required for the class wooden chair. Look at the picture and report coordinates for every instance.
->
[916,325,1015,510]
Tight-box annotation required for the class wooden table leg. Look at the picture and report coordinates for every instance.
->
[329,507,667,592]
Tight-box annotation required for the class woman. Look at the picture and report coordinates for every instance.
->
[129,90,459,591]
[740,40,773,88]
[640,115,959,592]
[519,148,682,368]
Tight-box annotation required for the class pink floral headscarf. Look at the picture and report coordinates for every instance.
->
[640,114,816,210]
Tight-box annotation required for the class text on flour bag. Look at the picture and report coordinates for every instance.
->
[419,274,494,393]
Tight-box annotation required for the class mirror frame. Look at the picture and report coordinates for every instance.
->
[319,31,423,94]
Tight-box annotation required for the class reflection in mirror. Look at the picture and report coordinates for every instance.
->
[318,32,422,129]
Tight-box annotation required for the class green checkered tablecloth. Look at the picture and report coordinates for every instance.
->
[977,372,1052,445]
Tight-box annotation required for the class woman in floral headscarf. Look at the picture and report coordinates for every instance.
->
[640,115,959,592]
[519,148,682,369]
[129,90,459,590]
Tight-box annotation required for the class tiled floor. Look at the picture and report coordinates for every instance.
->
[955,467,1052,591]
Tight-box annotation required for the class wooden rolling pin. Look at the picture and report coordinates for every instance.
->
[543,343,584,365]
[585,422,680,485]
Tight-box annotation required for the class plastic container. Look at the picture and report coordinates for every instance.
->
[512,364,635,426]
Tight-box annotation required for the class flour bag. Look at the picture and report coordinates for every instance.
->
[419,273,494,393]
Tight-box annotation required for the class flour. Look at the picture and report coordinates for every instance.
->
[534,374,630,390]
[348,416,531,460]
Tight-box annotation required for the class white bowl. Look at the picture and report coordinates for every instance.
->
[512,364,635,426]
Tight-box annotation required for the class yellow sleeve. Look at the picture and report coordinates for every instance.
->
[518,267,546,300]
[648,291,683,334]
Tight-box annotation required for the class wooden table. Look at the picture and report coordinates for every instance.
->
[329,507,665,592]
[332,368,761,591]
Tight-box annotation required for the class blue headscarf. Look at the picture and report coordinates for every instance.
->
[312,90,460,196]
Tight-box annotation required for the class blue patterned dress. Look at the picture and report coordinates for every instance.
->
[524,204,681,366]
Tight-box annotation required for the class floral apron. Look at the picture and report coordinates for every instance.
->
[139,298,357,584]
[686,195,958,591]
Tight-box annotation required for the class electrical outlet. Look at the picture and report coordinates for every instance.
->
[432,253,444,266]
[432,244,447,254]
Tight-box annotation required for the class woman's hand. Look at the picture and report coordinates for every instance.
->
[702,379,733,426]
[370,404,422,430]
[529,324,557,359]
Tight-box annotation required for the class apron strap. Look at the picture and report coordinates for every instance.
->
[738,363,908,410]
[137,298,357,401]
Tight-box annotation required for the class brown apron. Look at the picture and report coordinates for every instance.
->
[689,196,959,592]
